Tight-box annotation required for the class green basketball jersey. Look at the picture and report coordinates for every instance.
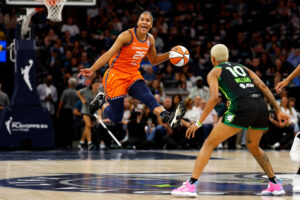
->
[216,62,260,103]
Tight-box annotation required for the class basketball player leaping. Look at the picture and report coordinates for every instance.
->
[171,44,290,197]
[78,11,185,130]
[276,64,300,193]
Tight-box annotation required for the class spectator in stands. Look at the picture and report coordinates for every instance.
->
[199,98,218,141]
[51,38,64,55]
[193,95,201,108]
[171,94,182,112]
[154,97,176,149]
[181,98,201,128]
[188,76,210,101]
[152,27,164,52]
[150,79,165,100]
[56,77,78,147]
[44,28,58,47]
[79,52,91,68]
[0,83,9,112]
[177,73,192,91]
[288,97,299,133]
[214,93,227,119]
[72,40,82,58]
[37,75,58,117]
[125,106,151,149]
[61,16,80,37]
[272,96,297,149]
[287,48,300,67]
[76,78,100,150]
[143,65,156,84]
[73,99,83,143]
[3,8,17,38]
[62,30,74,48]
[37,75,58,138]
[62,50,73,73]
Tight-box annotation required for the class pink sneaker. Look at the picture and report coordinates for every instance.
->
[261,179,285,196]
[171,180,197,197]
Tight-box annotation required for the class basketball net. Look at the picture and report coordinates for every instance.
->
[44,0,66,22]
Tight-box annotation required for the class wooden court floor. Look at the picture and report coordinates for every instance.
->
[0,149,299,200]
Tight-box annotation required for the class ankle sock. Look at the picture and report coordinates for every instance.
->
[269,177,277,184]
[189,177,198,185]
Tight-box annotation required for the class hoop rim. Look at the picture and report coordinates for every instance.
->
[5,0,97,6]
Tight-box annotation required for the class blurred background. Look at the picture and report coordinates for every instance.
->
[0,0,300,151]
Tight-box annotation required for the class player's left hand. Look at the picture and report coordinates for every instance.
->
[185,123,199,139]
[276,110,290,127]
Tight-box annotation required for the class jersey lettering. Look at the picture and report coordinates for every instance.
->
[225,66,247,77]
[132,51,146,59]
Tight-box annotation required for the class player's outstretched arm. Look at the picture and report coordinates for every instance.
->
[275,64,300,93]
[246,68,289,126]
[147,34,169,66]
[78,31,131,77]
[186,67,221,139]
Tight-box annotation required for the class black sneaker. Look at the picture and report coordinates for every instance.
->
[78,143,85,151]
[161,102,186,128]
[89,92,106,114]
[88,143,95,151]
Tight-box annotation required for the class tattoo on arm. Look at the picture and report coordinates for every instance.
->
[251,76,280,112]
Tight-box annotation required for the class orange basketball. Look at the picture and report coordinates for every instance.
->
[169,45,190,67]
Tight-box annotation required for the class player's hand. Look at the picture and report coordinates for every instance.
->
[276,110,289,127]
[78,68,93,77]
[275,80,288,94]
[185,123,199,139]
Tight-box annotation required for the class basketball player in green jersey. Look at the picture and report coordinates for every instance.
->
[276,64,300,193]
[171,44,289,197]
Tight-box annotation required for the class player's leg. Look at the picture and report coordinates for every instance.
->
[291,132,300,193]
[103,98,124,123]
[128,80,185,128]
[82,114,94,150]
[246,129,285,196]
[171,123,241,197]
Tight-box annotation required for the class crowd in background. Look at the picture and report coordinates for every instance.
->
[0,0,300,150]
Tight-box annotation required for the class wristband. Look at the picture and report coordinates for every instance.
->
[195,120,202,128]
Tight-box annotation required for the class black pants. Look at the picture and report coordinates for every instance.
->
[58,108,74,147]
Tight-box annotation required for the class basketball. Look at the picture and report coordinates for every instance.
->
[169,45,190,67]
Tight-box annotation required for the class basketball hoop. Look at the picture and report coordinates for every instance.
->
[44,0,66,22]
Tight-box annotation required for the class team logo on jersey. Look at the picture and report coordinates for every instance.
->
[225,112,235,123]
[0,172,294,196]
[147,40,150,46]
[21,59,33,91]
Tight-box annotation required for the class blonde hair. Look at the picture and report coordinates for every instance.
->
[210,44,229,62]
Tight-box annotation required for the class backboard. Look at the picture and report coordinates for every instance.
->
[5,0,97,6]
